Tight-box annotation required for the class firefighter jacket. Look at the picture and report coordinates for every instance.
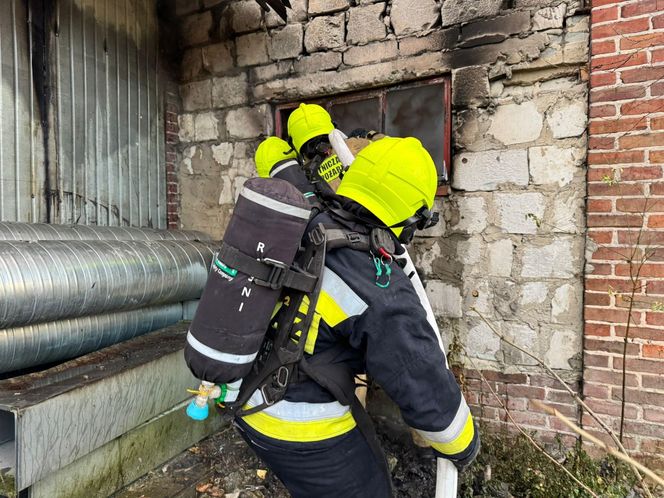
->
[239,212,479,463]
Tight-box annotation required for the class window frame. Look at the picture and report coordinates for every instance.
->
[273,76,452,195]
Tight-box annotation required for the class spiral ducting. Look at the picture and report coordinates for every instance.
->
[0,222,211,242]
[0,239,216,329]
[0,303,184,373]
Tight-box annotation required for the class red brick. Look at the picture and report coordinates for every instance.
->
[653,81,664,96]
[591,85,646,103]
[651,117,664,131]
[655,12,664,29]
[623,420,664,438]
[588,199,613,212]
[589,117,647,134]
[592,39,616,56]
[645,280,664,294]
[589,136,615,150]
[584,306,641,323]
[587,150,644,164]
[588,230,614,244]
[643,344,664,359]
[587,214,645,227]
[509,411,548,427]
[643,408,664,424]
[652,150,664,163]
[505,385,545,399]
[648,214,664,227]
[616,197,658,212]
[621,66,664,84]
[591,0,619,6]
[586,291,612,306]
[653,48,664,64]
[592,5,619,23]
[592,18,650,39]
[584,398,639,418]
[614,326,662,341]
[584,322,612,336]
[592,51,647,71]
[620,132,664,149]
[621,99,664,115]
[590,104,617,118]
[621,165,664,181]
[585,367,639,386]
[586,337,640,355]
[583,382,610,399]
[589,167,617,182]
[584,352,611,367]
[589,262,612,275]
[621,0,664,17]
[614,357,664,375]
[585,278,636,293]
[620,32,664,51]
[647,311,664,326]
[477,370,527,384]
[618,229,664,245]
[616,263,664,277]
[591,71,617,88]
[592,246,632,260]
[642,374,664,389]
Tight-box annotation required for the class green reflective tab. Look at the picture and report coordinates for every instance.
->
[215,258,238,277]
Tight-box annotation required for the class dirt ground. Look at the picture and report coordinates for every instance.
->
[114,417,439,498]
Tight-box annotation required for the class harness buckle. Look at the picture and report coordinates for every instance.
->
[308,224,326,246]
[260,384,277,406]
[275,366,289,388]
[346,232,363,248]
[255,258,288,290]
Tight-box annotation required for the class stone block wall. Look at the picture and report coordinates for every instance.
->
[587,0,664,468]
[172,0,589,441]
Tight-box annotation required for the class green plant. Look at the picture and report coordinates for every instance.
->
[457,432,637,498]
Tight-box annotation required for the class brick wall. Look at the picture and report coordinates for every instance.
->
[172,0,590,449]
[586,0,664,469]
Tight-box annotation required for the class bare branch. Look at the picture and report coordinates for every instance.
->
[534,401,664,488]
[461,346,600,497]
[469,307,653,497]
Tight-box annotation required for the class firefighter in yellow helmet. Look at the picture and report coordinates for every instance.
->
[235,137,480,497]
[288,104,358,191]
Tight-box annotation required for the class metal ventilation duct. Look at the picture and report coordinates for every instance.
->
[0,222,211,242]
[0,239,216,329]
[0,303,184,373]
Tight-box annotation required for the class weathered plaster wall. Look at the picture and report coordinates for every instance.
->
[173,0,589,438]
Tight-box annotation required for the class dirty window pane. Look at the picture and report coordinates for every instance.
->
[385,85,445,177]
[329,98,381,136]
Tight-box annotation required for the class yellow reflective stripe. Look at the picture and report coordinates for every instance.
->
[304,313,321,354]
[428,413,475,456]
[242,408,356,442]
[317,290,348,327]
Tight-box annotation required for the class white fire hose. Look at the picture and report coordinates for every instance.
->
[329,131,459,497]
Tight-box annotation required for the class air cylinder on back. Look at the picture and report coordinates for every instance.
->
[184,178,312,384]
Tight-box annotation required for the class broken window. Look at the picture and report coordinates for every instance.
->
[274,77,452,191]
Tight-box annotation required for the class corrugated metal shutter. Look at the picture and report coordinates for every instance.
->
[0,0,165,228]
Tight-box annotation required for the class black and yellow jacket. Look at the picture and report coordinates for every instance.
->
[239,212,479,463]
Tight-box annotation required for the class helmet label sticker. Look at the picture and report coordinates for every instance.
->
[318,155,343,182]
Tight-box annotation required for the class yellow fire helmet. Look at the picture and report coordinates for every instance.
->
[337,137,437,236]
[287,103,334,154]
[254,136,298,178]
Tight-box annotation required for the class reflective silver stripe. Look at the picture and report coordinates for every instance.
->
[269,159,299,178]
[415,398,471,444]
[321,267,368,317]
[186,331,258,365]
[240,186,311,220]
[247,390,351,422]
